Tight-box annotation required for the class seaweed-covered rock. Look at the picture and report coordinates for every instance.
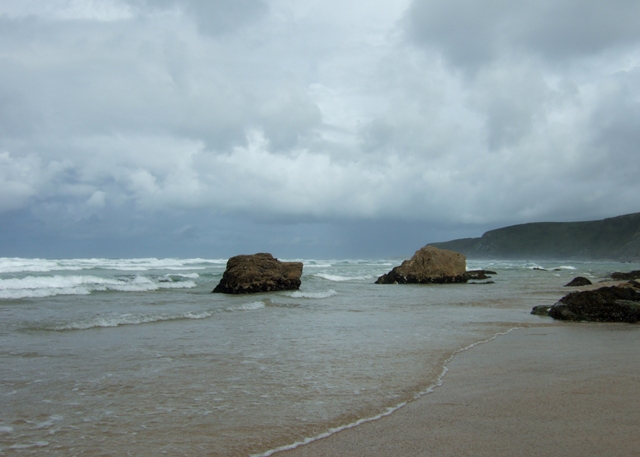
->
[564,276,592,287]
[212,253,303,294]
[375,245,467,285]
[541,286,640,322]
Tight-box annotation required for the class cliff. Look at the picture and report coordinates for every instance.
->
[431,212,640,260]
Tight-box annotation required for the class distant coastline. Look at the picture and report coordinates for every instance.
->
[431,212,640,261]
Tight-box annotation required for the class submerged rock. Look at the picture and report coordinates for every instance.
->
[533,286,640,323]
[564,276,592,287]
[375,245,467,285]
[212,253,303,294]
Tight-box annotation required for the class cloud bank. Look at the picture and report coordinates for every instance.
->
[1,0,639,257]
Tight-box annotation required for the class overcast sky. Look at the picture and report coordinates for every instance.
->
[1,0,639,258]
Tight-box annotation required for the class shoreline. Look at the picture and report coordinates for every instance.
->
[253,328,521,457]
[273,324,640,457]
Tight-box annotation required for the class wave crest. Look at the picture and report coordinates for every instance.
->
[284,290,338,299]
[41,311,216,331]
[0,275,196,300]
[313,273,373,282]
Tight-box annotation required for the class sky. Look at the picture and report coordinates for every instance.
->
[1,0,639,259]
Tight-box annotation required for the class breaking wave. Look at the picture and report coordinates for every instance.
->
[313,273,374,282]
[0,274,196,300]
[0,257,226,274]
[284,289,338,299]
[41,310,217,331]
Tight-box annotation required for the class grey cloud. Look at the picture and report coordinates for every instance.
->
[405,0,640,69]
[128,0,268,36]
[0,9,319,152]
[588,68,640,183]
[1,1,640,258]
[469,62,554,150]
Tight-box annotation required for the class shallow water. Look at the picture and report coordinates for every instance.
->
[0,257,636,456]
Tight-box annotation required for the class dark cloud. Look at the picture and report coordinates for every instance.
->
[405,0,640,69]
[588,68,640,185]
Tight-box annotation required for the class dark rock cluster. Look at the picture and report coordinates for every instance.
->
[611,270,640,280]
[533,285,640,323]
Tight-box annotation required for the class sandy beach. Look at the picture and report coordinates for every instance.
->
[276,324,640,457]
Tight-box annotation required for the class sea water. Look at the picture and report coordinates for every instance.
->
[1,257,637,456]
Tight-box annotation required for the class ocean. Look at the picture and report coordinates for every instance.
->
[1,256,637,456]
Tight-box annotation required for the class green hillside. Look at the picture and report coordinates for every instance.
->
[432,213,640,260]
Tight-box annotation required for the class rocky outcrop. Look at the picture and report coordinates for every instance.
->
[611,270,640,280]
[466,270,497,280]
[212,253,303,294]
[564,276,592,287]
[532,286,640,322]
[375,245,467,284]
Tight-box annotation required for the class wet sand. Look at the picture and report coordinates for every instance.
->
[276,324,640,457]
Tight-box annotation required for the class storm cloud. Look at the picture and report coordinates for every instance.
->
[0,0,639,258]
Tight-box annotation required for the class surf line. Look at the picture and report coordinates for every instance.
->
[252,326,523,457]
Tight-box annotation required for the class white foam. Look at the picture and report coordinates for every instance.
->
[0,257,227,274]
[164,273,200,279]
[314,273,373,282]
[231,301,266,311]
[0,426,13,434]
[0,274,196,299]
[285,290,338,299]
[9,441,49,449]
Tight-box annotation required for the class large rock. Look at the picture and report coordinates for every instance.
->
[375,245,467,284]
[535,286,640,322]
[212,253,303,294]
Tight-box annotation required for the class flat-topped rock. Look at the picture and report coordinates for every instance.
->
[212,253,303,294]
[375,245,467,285]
